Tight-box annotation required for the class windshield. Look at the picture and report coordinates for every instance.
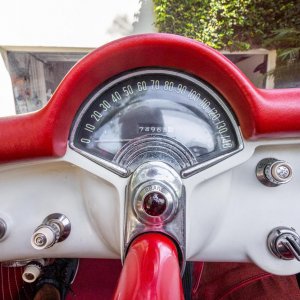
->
[0,0,298,116]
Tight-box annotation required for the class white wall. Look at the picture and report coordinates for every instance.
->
[0,0,155,116]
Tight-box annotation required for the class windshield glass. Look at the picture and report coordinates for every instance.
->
[0,0,299,116]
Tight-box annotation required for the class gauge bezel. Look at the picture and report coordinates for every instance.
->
[69,68,244,178]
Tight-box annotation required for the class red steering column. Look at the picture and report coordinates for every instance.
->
[113,233,184,300]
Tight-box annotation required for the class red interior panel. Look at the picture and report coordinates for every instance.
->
[0,34,299,163]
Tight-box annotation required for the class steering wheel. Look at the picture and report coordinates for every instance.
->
[0,34,300,297]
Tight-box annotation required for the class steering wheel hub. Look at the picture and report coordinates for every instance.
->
[124,161,186,270]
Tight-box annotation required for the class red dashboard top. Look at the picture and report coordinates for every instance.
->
[0,33,299,163]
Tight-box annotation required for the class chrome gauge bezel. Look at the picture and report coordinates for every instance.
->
[69,68,244,178]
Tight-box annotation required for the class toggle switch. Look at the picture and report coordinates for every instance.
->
[267,226,300,261]
[31,213,71,250]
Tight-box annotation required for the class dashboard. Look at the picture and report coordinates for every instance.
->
[0,34,300,276]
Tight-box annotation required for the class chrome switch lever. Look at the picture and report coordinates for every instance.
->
[283,236,300,261]
[267,227,300,261]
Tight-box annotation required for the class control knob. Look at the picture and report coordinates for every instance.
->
[268,226,300,261]
[0,218,6,240]
[22,259,48,283]
[31,213,71,250]
[256,158,293,187]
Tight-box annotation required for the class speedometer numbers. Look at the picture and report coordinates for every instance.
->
[70,69,243,177]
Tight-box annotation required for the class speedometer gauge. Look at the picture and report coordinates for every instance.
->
[70,69,243,177]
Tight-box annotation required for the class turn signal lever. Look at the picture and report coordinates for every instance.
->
[268,227,300,261]
[31,213,71,250]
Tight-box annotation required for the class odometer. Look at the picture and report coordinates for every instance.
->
[70,69,243,177]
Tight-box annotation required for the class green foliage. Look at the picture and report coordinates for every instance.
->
[264,28,300,60]
[153,0,300,50]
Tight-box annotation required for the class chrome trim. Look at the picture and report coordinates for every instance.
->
[43,213,71,242]
[256,158,293,187]
[69,68,244,178]
[181,134,244,178]
[0,218,7,240]
[129,161,182,198]
[69,143,128,177]
[124,162,186,273]
[31,213,71,249]
[2,260,32,267]
[268,226,300,260]
[114,134,197,174]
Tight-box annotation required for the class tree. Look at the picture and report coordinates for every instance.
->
[153,0,300,51]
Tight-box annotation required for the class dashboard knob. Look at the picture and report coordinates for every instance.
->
[31,213,71,250]
[256,158,293,187]
[22,259,45,283]
[0,218,6,240]
[267,227,300,261]
[31,224,60,249]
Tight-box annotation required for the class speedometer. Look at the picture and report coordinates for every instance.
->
[70,69,243,177]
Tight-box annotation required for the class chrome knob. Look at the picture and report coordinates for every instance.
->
[256,158,293,187]
[0,218,6,240]
[267,227,300,261]
[31,213,71,250]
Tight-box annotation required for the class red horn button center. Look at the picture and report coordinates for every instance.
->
[143,192,167,216]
